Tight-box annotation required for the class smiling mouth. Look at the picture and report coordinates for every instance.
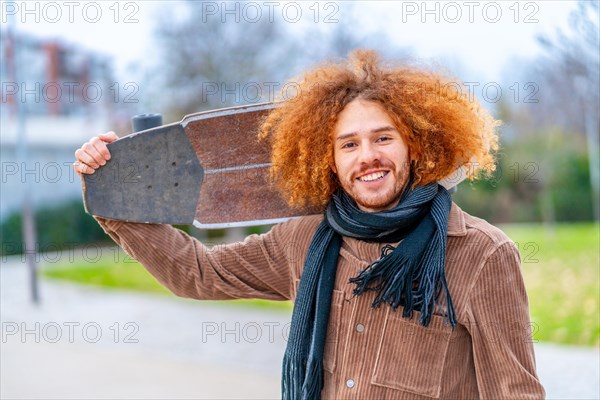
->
[356,171,389,182]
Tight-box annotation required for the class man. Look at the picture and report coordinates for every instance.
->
[75,50,545,399]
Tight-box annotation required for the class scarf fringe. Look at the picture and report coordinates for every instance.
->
[282,354,323,400]
[349,238,457,328]
[301,357,324,400]
[282,353,306,400]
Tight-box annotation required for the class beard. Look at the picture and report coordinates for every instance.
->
[338,161,410,212]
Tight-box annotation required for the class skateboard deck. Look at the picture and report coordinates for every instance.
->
[82,103,468,229]
[82,103,317,228]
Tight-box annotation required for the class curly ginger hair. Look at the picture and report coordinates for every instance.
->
[258,50,500,210]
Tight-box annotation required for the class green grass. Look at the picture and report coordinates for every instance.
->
[500,223,599,347]
[42,223,599,346]
[43,255,293,313]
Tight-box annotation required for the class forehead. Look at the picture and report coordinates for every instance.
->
[333,99,397,137]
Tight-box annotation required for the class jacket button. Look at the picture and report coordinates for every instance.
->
[356,323,365,333]
[346,379,355,388]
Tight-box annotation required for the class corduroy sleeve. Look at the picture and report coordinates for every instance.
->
[465,241,546,399]
[95,217,298,301]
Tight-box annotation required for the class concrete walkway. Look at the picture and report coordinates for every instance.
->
[1,254,599,399]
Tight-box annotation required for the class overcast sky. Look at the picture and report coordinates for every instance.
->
[5,1,579,88]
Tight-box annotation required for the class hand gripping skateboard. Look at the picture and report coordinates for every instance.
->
[82,103,468,229]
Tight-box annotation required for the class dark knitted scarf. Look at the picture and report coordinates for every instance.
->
[281,180,456,400]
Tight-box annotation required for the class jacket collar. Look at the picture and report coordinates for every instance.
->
[447,202,467,236]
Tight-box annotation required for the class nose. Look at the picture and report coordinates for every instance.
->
[357,141,380,165]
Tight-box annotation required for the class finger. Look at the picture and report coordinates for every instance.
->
[73,161,81,176]
[90,136,112,162]
[99,131,118,143]
[73,160,96,175]
[82,142,107,166]
[73,161,94,175]
[75,148,101,170]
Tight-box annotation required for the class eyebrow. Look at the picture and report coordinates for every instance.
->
[336,125,396,141]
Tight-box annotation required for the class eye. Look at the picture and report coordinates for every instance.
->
[341,141,356,149]
[377,136,392,143]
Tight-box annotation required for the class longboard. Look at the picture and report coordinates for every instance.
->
[82,103,468,229]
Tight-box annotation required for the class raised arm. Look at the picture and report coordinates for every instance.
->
[94,217,297,301]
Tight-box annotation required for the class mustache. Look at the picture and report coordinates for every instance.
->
[352,161,410,179]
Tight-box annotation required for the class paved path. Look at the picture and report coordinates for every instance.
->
[1,255,286,399]
[1,253,599,399]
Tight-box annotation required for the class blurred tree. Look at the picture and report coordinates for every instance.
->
[532,1,599,135]
[493,1,599,222]
[144,1,300,120]
[454,132,593,224]
[533,1,599,221]
[294,3,410,65]
[142,1,410,121]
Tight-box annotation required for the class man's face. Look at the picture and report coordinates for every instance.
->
[331,99,410,212]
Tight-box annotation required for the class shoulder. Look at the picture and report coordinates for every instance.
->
[461,208,514,249]
[448,206,525,313]
[449,204,520,269]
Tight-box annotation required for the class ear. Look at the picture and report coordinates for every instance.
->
[328,151,338,174]
[330,162,337,174]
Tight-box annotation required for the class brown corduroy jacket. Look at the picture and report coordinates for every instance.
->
[96,202,545,399]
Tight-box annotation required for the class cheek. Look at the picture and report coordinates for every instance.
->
[332,152,349,176]
[394,146,410,170]
[402,151,411,170]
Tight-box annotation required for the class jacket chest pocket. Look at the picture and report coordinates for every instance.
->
[371,309,453,398]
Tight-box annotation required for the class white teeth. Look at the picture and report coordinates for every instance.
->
[358,171,387,182]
